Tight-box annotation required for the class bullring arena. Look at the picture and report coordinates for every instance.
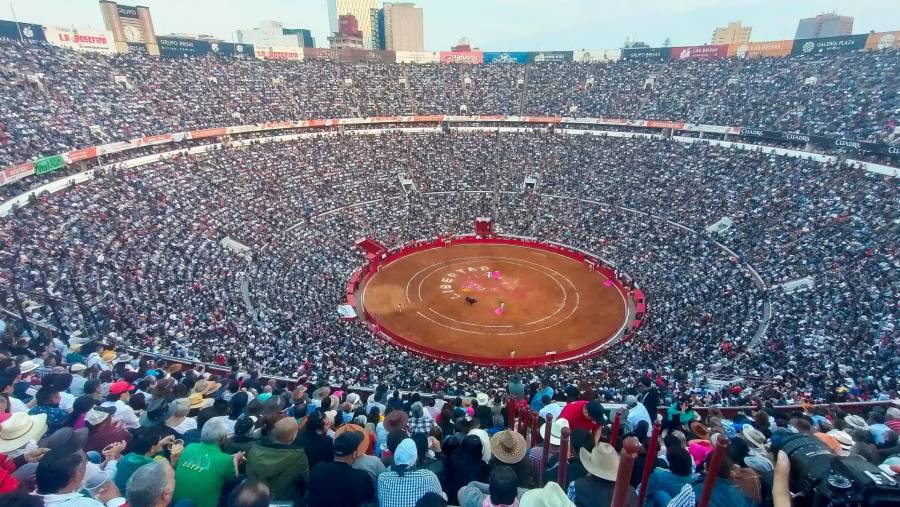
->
[357,237,633,365]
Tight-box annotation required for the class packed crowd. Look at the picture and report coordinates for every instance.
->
[1,350,899,506]
[1,42,898,169]
[0,132,895,406]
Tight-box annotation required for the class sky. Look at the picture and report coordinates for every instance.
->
[1,0,898,50]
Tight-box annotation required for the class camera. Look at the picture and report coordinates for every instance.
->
[772,432,900,506]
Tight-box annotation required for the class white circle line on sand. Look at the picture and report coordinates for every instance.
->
[427,307,514,328]
[414,256,570,328]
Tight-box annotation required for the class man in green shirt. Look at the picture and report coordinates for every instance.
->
[114,426,177,494]
[173,416,242,507]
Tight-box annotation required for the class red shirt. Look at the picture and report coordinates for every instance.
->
[558,401,599,432]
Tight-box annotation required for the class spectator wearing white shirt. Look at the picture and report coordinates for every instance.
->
[625,395,652,438]
[101,381,140,430]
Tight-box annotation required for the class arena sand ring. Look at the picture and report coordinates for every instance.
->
[359,238,634,367]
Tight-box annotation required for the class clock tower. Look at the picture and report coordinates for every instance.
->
[98,1,159,55]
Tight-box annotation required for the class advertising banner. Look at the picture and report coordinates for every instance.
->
[157,37,211,57]
[483,52,529,64]
[189,128,228,139]
[0,162,35,186]
[34,155,65,176]
[865,31,900,50]
[254,45,304,61]
[439,51,484,64]
[0,20,47,44]
[621,47,669,62]
[573,49,621,62]
[209,41,254,58]
[395,51,440,63]
[136,134,173,147]
[117,4,140,19]
[527,51,573,63]
[670,44,728,60]
[64,147,98,164]
[808,135,900,157]
[739,127,810,143]
[727,40,793,58]
[45,26,116,54]
[126,42,148,54]
[791,34,867,55]
[303,48,395,63]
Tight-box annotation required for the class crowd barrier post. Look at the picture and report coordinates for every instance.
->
[557,426,571,487]
[637,421,662,506]
[697,435,730,507]
[610,411,622,446]
[506,398,516,429]
[518,407,529,438]
[539,413,553,484]
[611,437,641,507]
[530,410,540,448]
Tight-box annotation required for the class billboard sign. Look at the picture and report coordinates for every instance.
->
[254,45,304,61]
[126,42,148,54]
[209,41,254,58]
[439,51,484,64]
[865,31,900,50]
[157,37,211,57]
[116,4,140,19]
[395,51,440,63]
[483,51,529,64]
[0,20,47,44]
[573,49,621,62]
[303,48,395,63]
[621,47,669,62]
[45,26,116,54]
[791,34,867,55]
[670,44,728,60]
[527,51,573,63]
[727,40,793,58]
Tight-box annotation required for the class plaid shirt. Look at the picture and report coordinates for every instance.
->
[408,413,434,434]
[377,468,442,507]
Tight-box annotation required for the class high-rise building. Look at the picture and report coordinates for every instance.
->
[329,14,364,49]
[236,20,314,47]
[711,21,751,45]
[327,0,380,49]
[795,13,854,39]
[381,2,424,52]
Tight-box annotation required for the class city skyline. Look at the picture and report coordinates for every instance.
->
[1,0,898,50]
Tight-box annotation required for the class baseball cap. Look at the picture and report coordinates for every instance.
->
[108,380,135,395]
[586,399,607,423]
[333,431,364,457]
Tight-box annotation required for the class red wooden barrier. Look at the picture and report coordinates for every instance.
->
[506,398,516,429]
[530,410,540,448]
[698,434,730,507]
[609,411,622,446]
[557,426,571,487]
[538,413,553,485]
[517,406,528,438]
[611,437,640,507]
[637,421,662,507]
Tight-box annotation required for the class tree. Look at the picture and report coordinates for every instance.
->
[662,37,672,47]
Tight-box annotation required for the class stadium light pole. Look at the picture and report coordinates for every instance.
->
[9,1,23,43]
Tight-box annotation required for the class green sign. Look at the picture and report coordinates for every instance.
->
[33,155,65,175]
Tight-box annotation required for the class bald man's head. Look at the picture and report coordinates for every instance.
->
[273,417,299,444]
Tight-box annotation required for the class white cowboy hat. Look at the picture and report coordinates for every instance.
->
[18,360,38,374]
[475,392,490,406]
[0,413,48,453]
[844,415,869,431]
[580,442,620,482]
[520,481,575,507]
[540,417,570,446]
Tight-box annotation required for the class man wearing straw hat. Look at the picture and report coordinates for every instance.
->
[567,442,635,506]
